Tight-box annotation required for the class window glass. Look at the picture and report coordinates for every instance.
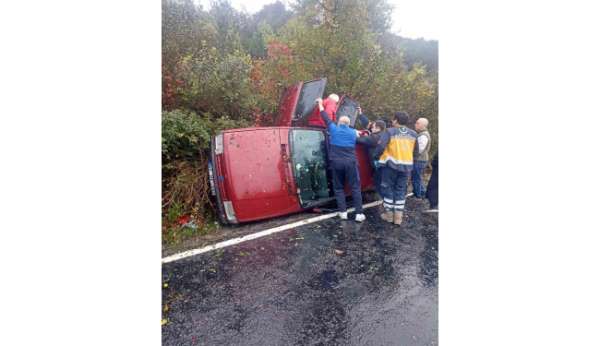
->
[336,97,359,127]
[293,79,326,122]
[290,129,331,207]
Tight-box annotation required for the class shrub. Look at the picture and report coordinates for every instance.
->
[161,109,250,243]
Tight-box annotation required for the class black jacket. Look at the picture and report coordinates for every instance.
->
[355,113,381,171]
[356,132,381,171]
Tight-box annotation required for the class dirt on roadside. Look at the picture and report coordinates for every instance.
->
[162,192,385,257]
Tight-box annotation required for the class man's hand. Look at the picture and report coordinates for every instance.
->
[357,106,362,114]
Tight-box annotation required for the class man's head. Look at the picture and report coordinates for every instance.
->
[338,115,351,126]
[372,120,387,134]
[327,94,340,104]
[415,117,429,131]
[391,112,409,127]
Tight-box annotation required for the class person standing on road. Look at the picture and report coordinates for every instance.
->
[425,151,438,212]
[308,94,339,127]
[316,97,366,222]
[411,117,432,198]
[374,112,419,225]
[355,106,386,197]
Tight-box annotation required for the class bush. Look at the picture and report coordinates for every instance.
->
[162,109,249,243]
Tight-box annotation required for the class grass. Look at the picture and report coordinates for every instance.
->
[162,213,220,246]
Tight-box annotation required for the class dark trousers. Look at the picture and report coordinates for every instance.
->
[411,160,428,198]
[331,160,363,214]
[426,153,438,208]
[373,166,383,197]
[380,166,409,212]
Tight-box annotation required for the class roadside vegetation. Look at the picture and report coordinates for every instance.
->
[162,0,438,244]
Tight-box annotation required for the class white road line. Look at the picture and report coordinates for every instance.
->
[162,200,383,264]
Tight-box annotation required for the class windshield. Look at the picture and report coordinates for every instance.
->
[290,129,332,207]
[293,78,326,123]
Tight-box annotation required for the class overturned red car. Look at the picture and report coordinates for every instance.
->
[209,78,374,224]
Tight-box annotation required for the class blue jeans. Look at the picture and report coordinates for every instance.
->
[380,166,409,212]
[331,160,363,214]
[411,160,428,198]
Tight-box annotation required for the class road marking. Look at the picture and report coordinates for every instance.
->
[162,200,384,264]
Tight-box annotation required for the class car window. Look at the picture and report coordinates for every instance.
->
[290,129,331,207]
[293,79,326,122]
[336,97,359,127]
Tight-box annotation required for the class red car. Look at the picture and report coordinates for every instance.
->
[209,78,374,224]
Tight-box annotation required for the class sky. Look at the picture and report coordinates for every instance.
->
[196,0,439,40]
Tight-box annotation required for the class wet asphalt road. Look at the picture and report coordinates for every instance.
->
[162,198,438,346]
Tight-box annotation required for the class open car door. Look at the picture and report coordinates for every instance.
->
[275,78,327,126]
[336,95,360,127]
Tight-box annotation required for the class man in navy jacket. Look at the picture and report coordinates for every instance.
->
[316,97,365,222]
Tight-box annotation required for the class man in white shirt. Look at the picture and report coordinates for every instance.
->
[411,118,432,198]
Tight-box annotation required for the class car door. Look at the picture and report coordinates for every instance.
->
[275,78,327,126]
[336,95,360,127]
[289,128,334,208]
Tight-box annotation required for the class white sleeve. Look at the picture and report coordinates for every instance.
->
[417,135,429,154]
[356,130,361,138]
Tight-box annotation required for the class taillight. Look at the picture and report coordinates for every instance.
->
[208,160,216,196]
[214,133,223,154]
[223,201,238,223]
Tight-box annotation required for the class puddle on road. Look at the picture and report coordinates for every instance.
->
[162,202,438,346]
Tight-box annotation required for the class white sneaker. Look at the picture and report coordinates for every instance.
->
[355,213,366,222]
[339,212,348,220]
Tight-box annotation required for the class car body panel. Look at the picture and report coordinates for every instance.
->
[217,127,303,223]
[275,82,302,127]
[355,143,375,190]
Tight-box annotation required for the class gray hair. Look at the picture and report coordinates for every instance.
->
[338,115,350,125]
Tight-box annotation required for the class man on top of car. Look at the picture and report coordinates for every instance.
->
[308,93,339,127]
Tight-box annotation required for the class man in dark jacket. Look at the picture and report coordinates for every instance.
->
[355,107,386,197]
[316,97,365,222]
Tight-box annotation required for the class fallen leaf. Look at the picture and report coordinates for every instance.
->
[161,319,168,326]
[334,249,345,256]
